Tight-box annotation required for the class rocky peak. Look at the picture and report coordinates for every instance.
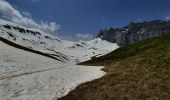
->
[97,20,170,46]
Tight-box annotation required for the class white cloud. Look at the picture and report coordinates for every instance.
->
[164,12,170,20]
[76,33,94,41]
[59,33,94,41]
[22,11,32,18]
[165,16,170,20]
[0,0,59,34]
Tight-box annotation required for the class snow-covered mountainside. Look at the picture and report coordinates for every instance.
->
[0,40,105,100]
[0,19,119,100]
[0,19,119,63]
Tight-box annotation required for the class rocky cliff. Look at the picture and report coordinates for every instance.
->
[97,20,170,46]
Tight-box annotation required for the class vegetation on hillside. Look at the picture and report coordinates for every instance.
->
[60,35,170,100]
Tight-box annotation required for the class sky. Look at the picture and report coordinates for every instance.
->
[1,0,170,40]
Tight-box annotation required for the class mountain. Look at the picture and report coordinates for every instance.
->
[0,19,118,63]
[60,35,170,100]
[0,36,106,100]
[97,20,170,46]
[0,18,120,99]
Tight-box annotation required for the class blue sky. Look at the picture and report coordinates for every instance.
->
[3,0,170,39]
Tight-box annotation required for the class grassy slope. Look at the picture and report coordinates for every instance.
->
[60,35,170,100]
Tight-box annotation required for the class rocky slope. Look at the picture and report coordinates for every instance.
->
[97,20,170,46]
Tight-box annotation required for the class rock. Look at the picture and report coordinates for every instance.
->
[97,20,170,46]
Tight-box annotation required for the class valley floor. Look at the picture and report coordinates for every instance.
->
[0,41,105,100]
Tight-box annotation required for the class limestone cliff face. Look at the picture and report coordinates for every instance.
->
[97,20,170,46]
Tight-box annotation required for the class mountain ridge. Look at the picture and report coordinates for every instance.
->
[0,19,111,99]
[0,18,118,63]
[97,20,170,46]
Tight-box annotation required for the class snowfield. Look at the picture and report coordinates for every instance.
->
[0,19,119,100]
[0,19,119,63]
[0,41,105,100]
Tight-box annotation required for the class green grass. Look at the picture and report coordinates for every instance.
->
[61,35,170,100]
[81,35,170,65]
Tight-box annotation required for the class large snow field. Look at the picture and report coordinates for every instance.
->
[0,41,105,100]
